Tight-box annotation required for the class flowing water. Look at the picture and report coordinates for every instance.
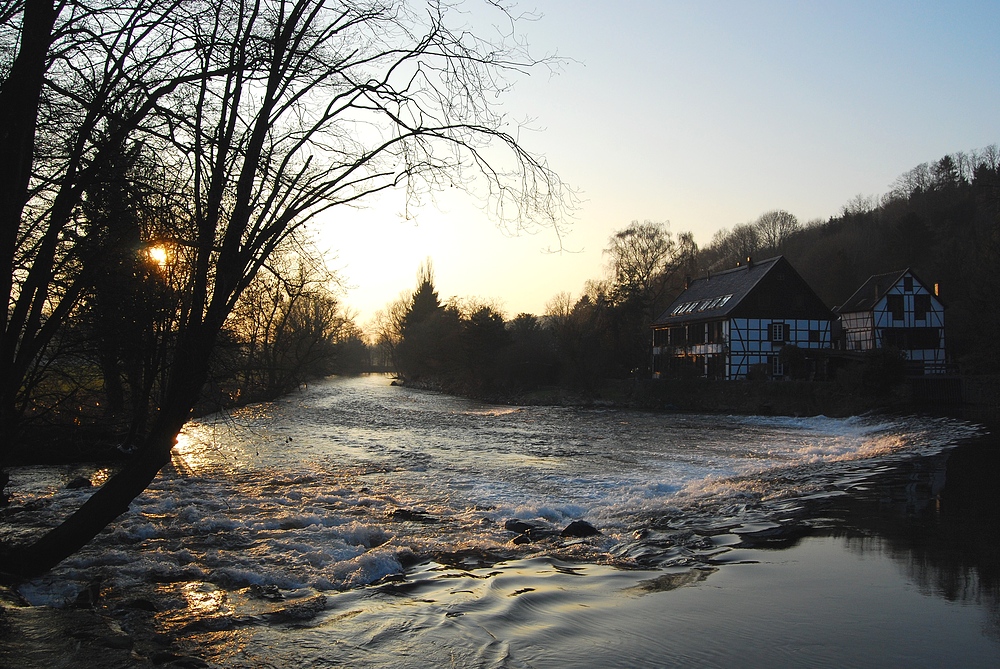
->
[2,374,995,667]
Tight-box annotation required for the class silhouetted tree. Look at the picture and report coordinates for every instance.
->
[1,0,193,450]
[3,0,566,576]
[605,220,675,306]
[461,306,510,390]
[503,313,558,390]
[397,261,462,382]
[228,249,353,400]
[754,209,799,251]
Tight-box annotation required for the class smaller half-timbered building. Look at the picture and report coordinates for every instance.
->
[835,269,947,374]
[652,256,834,380]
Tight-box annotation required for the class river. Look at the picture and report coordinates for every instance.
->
[2,374,998,667]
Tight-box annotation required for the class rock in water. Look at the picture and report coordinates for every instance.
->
[504,519,536,535]
[561,520,600,538]
[387,508,438,523]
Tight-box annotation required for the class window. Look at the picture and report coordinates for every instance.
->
[914,294,931,320]
[707,321,725,343]
[707,355,724,379]
[809,329,821,343]
[881,327,941,350]
[886,295,904,320]
[771,356,785,377]
[770,322,790,342]
[903,276,914,292]
[688,323,706,344]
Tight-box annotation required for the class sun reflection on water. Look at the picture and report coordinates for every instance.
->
[171,425,245,476]
[155,582,234,638]
[170,431,204,475]
[181,582,228,615]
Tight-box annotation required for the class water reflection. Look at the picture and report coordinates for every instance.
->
[807,438,1000,638]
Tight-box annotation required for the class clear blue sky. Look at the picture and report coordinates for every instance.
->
[315,0,1000,326]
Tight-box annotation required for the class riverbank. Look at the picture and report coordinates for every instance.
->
[414,373,992,420]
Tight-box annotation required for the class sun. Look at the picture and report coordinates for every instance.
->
[147,245,169,267]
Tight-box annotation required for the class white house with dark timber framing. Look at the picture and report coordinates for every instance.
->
[651,256,835,380]
[835,268,947,374]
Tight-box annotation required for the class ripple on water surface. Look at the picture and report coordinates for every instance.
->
[4,376,983,608]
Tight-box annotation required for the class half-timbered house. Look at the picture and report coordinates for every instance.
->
[835,269,946,374]
[651,256,834,380]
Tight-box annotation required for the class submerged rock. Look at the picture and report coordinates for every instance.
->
[0,601,141,668]
[387,508,438,523]
[262,594,328,623]
[561,520,601,538]
[503,519,536,535]
[73,580,102,608]
[151,651,210,668]
[65,476,92,489]
[123,598,159,612]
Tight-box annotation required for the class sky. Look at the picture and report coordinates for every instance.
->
[310,0,1000,327]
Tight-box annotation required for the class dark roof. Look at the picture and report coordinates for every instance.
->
[653,256,783,325]
[835,269,908,314]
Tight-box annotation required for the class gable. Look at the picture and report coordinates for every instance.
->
[729,259,835,321]
[654,256,833,326]
[838,269,944,314]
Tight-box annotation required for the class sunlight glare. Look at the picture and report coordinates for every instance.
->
[147,245,169,268]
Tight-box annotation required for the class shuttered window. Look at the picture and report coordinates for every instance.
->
[887,295,904,320]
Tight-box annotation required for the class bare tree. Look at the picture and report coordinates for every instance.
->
[706,221,761,270]
[841,194,878,217]
[1,0,201,446]
[754,209,799,251]
[367,290,412,371]
[604,220,676,306]
[890,162,933,197]
[3,0,567,575]
[977,144,1000,171]
[228,245,351,398]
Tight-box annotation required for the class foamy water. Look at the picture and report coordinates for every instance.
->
[5,375,982,611]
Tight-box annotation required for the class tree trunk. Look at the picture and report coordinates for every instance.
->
[1,325,216,577]
[0,0,58,452]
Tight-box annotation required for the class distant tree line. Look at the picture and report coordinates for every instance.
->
[374,222,699,396]
[380,144,1000,396]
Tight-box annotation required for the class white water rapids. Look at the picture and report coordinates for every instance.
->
[5,374,982,608]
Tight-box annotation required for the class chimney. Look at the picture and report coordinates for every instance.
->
[684,276,691,290]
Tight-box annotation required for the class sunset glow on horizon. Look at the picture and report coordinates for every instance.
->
[313,0,1000,326]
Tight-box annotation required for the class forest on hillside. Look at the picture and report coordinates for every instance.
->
[758,148,1000,373]
[376,145,1000,395]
